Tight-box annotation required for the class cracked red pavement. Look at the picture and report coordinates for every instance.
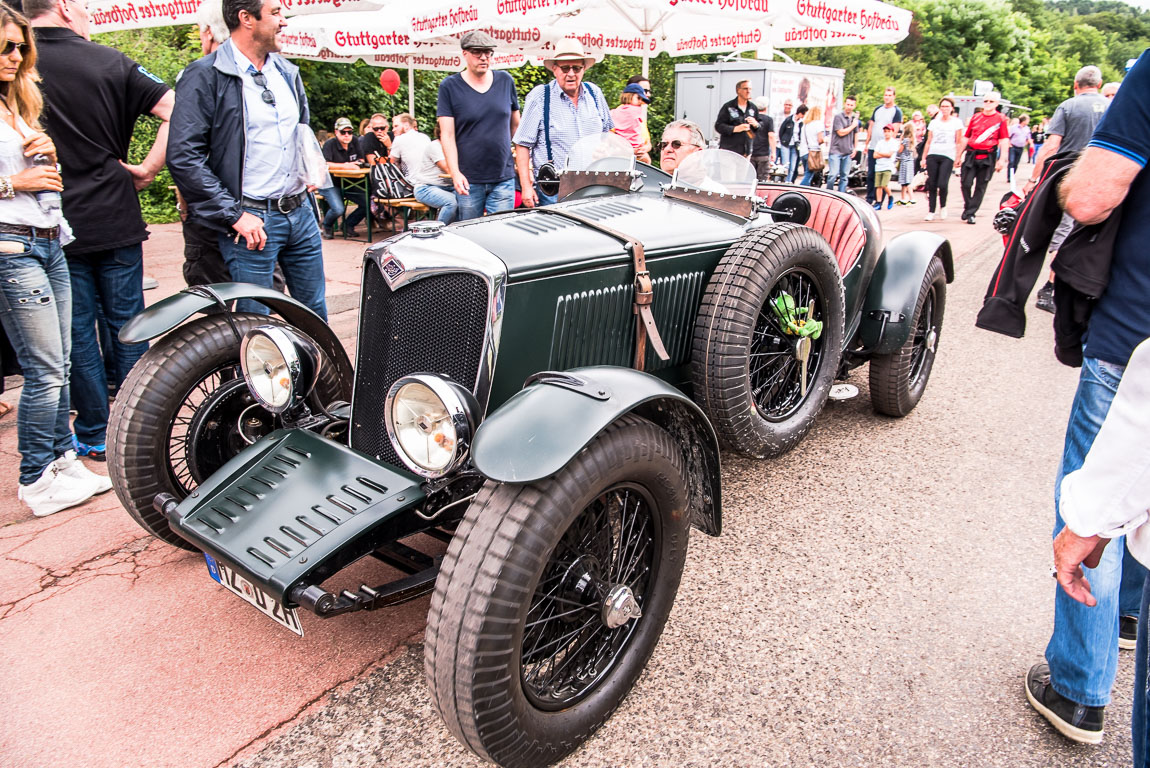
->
[0,223,416,768]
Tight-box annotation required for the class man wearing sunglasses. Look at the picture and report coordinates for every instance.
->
[514,41,612,208]
[657,121,705,174]
[27,0,174,461]
[169,0,327,321]
[438,31,520,221]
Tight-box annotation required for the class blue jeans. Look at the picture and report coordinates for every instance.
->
[414,184,458,224]
[218,201,326,321]
[826,153,851,192]
[68,244,147,447]
[1047,355,1148,707]
[779,146,799,182]
[799,155,819,186]
[319,185,366,231]
[533,184,558,207]
[1133,575,1150,766]
[456,178,515,221]
[0,234,75,484]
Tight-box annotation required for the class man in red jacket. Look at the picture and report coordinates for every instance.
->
[957,91,1009,224]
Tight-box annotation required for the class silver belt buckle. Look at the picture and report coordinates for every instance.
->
[276,194,295,214]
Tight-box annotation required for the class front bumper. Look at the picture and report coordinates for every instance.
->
[162,429,426,605]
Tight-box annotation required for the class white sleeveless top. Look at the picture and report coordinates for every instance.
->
[0,114,73,244]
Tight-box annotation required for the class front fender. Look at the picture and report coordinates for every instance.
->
[120,282,354,395]
[471,366,721,536]
[858,232,954,355]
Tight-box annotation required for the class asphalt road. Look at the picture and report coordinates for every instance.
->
[231,240,1135,766]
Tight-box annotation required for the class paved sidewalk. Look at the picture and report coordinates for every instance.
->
[1,172,1030,768]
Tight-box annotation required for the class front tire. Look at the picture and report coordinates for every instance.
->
[692,223,845,458]
[425,416,690,768]
[109,313,299,549]
[869,256,946,416]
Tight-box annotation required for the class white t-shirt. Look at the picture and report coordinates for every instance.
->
[800,121,824,154]
[0,115,72,244]
[409,139,450,188]
[926,116,965,160]
[873,137,899,172]
[389,130,431,180]
[868,104,902,149]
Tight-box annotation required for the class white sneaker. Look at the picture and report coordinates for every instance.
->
[56,450,113,495]
[924,212,934,222]
[18,459,100,517]
[940,209,948,220]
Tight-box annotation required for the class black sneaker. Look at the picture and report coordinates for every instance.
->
[1035,281,1055,314]
[322,227,334,240]
[967,214,977,225]
[1120,615,1138,650]
[1025,663,1104,744]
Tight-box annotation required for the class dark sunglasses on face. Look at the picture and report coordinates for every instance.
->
[338,129,354,135]
[658,139,691,152]
[1,41,28,56]
[249,70,275,106]
[557,64,584,74]
[371,126,388,132]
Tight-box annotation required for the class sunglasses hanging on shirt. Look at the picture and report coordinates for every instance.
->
[249,70,275,106]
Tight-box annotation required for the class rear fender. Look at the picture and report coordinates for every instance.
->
[120,282,354,395]
[471,366,722,536]
[858,233,953,355]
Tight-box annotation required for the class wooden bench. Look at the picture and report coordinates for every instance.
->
[373,197,432,233]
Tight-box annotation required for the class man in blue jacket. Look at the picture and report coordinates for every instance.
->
[168,0,326,320]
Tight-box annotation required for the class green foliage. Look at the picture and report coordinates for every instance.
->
[85,0,1149,224]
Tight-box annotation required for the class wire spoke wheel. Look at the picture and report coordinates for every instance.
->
[521,483,656,710]
[693,223,844,458]
[425,416,690,768]
[869,256,947,417]
[749,267,827,422]
[167,364,242,494]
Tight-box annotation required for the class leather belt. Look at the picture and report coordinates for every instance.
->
[0,222,60,239]
[241,191,307,214]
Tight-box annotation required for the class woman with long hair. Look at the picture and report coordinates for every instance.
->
[921,96,966,221]
[798,104,825,186]
[0,5,109,516]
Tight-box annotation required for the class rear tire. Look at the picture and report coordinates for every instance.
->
[869,256,946,417]
[425,416,690,768]
[691,223,845,458]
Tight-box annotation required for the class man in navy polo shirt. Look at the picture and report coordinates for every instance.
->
[437,31,520,221]
[1025,48,1150,748]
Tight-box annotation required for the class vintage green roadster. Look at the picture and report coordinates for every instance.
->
[108,136,952,768]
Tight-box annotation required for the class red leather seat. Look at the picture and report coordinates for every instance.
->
[756,184,866,274]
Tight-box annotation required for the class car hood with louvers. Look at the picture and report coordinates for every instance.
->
[450,191,758,279]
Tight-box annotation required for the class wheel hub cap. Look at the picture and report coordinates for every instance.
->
[602,584,642,628]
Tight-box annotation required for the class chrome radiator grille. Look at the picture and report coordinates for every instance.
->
[350,261,490,464]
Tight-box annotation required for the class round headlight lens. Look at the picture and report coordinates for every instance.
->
[390,381,458,473]
[242,329,294,412]
[385,375,480,478]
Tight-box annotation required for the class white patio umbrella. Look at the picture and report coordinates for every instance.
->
[87,0,389,34]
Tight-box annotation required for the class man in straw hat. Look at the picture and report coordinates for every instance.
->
[514,40,612,208]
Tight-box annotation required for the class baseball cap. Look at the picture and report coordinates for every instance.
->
[882,124,895,131]
[460,30,497,51]
[622,83,650,103]
[334,117,354,132]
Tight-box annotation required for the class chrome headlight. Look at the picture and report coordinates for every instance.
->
[240,326,321,414]
[385,374,479,478]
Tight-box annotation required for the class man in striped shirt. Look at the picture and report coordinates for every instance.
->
[514,41,612,208]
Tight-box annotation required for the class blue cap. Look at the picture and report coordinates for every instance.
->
[622,83,650,103]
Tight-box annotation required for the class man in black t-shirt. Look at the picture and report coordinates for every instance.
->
[319,117,368,238]
[360,113,391,164]
[437,31,521,220]
[28,0,174,461]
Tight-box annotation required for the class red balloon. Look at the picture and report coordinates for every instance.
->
[379,69,401,95]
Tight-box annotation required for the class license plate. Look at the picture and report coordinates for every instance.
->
[204,553,303,636]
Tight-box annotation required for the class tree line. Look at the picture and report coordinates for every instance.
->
[97,0,1147,223]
